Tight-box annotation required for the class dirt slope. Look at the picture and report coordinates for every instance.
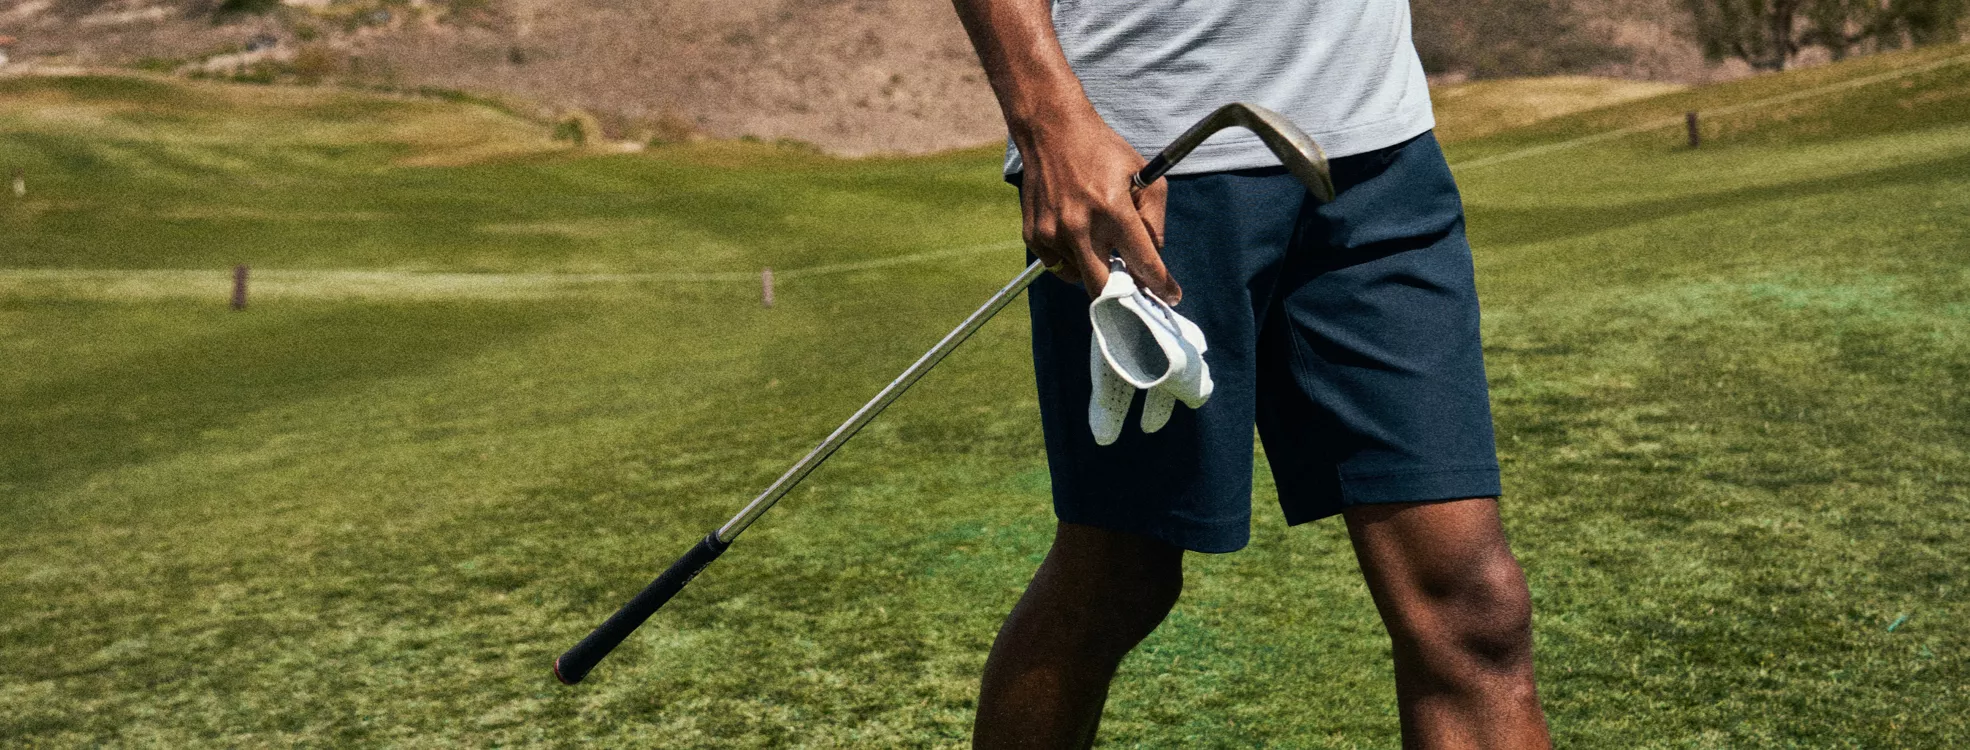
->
[349,0,1005,155]
[2,0,1728,154]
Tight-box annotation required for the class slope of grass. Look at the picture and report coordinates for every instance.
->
[1445,42,1970,163]
[0,74,1014,275]
[3,47,1968,747]
[1430,75,1687,143]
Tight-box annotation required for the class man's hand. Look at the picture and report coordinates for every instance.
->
[1017,114,1177,302]
[949,0,1179,302]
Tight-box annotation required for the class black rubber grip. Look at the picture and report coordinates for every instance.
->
[1134,155,1171,189]
[554,532,729,685]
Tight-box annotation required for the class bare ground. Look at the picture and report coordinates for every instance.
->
[1,0,1758,154]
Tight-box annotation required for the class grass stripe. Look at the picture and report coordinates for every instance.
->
[0,241,1025,300]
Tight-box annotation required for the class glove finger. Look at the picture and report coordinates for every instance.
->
[1089,338,1134,446]
[1140,387,1175,433]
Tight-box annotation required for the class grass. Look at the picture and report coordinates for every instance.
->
[2,44,1968,746]
[1429,76,1688,142]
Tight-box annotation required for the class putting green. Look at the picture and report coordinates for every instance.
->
[2,44,1967,746]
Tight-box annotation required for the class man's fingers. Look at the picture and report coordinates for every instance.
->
[1133,178,1168,251]
[1063,215,1109,296]
[1031,239,1080,284]
[1024,184,1083,283]
[1127,179,1179,302]
[1051,255,1083,284]
[1109,213,1179,304]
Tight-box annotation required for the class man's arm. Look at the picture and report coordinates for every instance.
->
[950,0,1179,301]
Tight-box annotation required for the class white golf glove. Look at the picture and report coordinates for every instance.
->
[1087,258,1213,446]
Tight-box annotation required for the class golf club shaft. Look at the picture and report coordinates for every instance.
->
[717,258,1051,543]
[554,259,1048,685]
[557,103,1332,685]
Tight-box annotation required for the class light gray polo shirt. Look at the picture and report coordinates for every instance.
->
[1005,0,1436,176]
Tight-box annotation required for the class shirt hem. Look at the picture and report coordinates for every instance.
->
[1003,98,1437,177]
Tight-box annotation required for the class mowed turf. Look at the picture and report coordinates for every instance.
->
[2,44,1967,746]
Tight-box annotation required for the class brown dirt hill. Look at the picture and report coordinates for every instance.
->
[348,0,1007,155]
[0,0,1008,154]
[0,0,285,66]
[2,0,1741,155]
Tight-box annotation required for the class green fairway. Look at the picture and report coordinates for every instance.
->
[3,45,1967,747]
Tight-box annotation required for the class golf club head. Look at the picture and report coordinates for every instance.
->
[1133,103,1336,202]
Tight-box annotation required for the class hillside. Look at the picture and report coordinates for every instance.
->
[3,0,1730,154]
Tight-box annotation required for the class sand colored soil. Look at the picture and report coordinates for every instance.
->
[2,0,1752,154]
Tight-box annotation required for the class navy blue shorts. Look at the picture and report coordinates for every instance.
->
[1022,131,1501,553]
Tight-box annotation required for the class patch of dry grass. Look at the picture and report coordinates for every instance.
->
[1432,75,1688,143]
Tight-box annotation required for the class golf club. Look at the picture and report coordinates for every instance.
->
[553,102,1335,685]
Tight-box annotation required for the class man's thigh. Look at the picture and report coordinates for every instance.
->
[1257,132,1502,525]
[1024,167,1307,554]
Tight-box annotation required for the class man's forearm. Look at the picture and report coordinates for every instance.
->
[950,0,1175,302]
[949,0,1101,143]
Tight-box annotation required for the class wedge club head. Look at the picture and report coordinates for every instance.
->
[1133,102,1336,202]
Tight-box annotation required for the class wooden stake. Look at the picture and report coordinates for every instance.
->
[232,265,249,311]
[762,267,774,308]
[1686,111,1700,149]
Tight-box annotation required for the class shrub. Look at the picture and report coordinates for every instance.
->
[213,0,281,20]
[292,45,341,84]
[645,114,700,146]
[553,111,601,147]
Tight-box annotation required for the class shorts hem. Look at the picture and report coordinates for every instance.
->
[1282,466,1503,526]
[1055,506,1252,555]
[1343,465,1501,504]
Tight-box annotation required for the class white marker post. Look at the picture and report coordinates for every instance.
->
[762,267,774,308]
[10,169,22,198]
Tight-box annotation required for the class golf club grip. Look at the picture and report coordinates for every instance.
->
[1135,157,1172,190]
[554,532,729,685]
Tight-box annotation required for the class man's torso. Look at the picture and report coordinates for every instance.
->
[1006,0,1436,175]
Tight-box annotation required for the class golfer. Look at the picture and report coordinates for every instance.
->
[950,0,1551,746]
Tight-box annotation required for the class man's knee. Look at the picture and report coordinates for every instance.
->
[1346,500,1537,682]
[1030,523,1185,654]
[1389,548,1536,679]
[1426,550,1534,667]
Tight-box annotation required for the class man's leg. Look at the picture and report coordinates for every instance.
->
[973,522,1184,749]
[1345,498,1549,750]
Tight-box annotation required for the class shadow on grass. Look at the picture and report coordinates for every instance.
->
[0,301,554,509]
